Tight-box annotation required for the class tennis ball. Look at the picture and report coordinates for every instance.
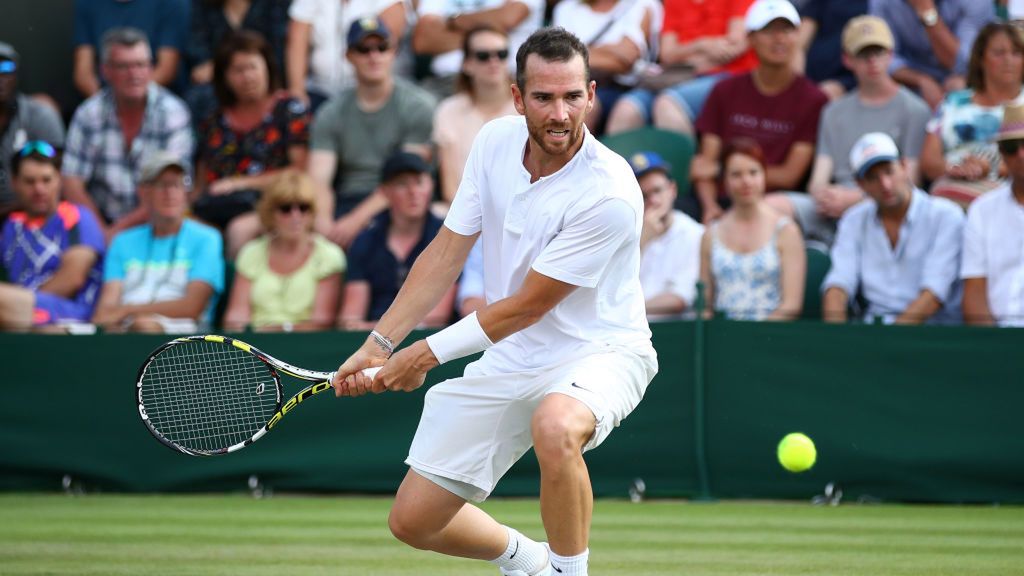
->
[777,432,816,473]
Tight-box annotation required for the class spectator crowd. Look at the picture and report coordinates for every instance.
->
[1,0,1024,333]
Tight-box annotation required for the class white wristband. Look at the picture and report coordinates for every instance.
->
[425,311,495,365]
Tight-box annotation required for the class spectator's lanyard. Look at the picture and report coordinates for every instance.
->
[124,228,181,304]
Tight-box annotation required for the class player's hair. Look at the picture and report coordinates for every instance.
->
[100,27,152,64]
[257,169,318,231]
[212,30,283,108]
[515,27,590,90]
[966,22,1024,92]
[721,138,767,172]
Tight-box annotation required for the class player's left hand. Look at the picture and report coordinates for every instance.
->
[374,340,438,393]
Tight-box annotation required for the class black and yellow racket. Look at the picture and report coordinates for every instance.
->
[136,335,379,456]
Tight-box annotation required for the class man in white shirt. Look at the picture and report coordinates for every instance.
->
[962,103,1024,327]
[332,28,657,576]
[629,151,704,318]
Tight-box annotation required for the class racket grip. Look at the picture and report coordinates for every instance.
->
[361,366,382,379]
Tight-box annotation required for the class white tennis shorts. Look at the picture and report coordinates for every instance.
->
[405,348,657,502]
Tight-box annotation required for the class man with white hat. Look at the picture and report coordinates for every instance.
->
[691,0,828,224]
[961,103,1024,327]
[769,15,931,247]
[822,132,963,324]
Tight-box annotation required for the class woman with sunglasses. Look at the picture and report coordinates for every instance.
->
[193,30,311,259]
[920,22,1024,209]
[432,26,517,208]
[222,170,344,332]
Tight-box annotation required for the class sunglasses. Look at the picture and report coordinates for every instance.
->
[471,49,509,62]
[353,42,390,55]
[17,140,57,158]
[999,140,1024,155]
[276,202,313,214]
[0,60,15,74]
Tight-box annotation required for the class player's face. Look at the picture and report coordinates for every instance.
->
[723,153,766,205]
[750,20,798,67]
[384,172,433,220]
[103,43,153,102]
[13,159,60,218]
[348,36,394,86]
[858,160,910,211]
[143,169,189,222]
[226,51,270,104]
[639,171,676,217]
[513,53,595,160]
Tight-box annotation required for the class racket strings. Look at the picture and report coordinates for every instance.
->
[140,340,280,453]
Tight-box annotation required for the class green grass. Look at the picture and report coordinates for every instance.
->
[0,494,1021,575]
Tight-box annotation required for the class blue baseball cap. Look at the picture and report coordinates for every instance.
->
[381,151,429,182]
[347,17,390,48]
[628,151,672,179]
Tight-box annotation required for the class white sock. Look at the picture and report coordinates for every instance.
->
[489,526,549,575]
[549,547,589,576]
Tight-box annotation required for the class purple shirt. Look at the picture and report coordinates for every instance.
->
[1,202,105,314]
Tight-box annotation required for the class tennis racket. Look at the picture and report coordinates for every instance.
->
[136,334,380,456]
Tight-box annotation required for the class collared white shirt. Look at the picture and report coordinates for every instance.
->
[640,210,704,314]
[825,189,964,324]
[962,183,1024,326]
[445,115,655,374]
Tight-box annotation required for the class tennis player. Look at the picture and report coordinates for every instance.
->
[332,27,657,576]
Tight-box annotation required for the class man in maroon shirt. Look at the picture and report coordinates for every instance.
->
[690,0,828,223]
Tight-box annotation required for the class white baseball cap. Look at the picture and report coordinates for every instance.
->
[745,0,801,32]
[850,132,900,179]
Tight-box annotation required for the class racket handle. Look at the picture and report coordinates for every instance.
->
[361,366,382,379]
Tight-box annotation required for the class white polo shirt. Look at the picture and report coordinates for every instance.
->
[445,115,655,374]
[640,210,704,312]
[961,183,1024,326]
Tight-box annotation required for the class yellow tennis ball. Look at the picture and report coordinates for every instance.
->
[777,432,816,473]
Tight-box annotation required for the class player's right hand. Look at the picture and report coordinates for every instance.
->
[332,338,388,397]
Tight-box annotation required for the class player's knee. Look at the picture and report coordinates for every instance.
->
[531,408,589,465]
[388,504,432,549]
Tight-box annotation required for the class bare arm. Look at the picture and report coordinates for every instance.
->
[894,289,942,325]
[590,38,642,74]
[286,20,312,101]
[222,274,252,331]
[822,286,849,323]
[73,46,100,97]
[338,280,373,330]
[379,2,408,40]
[94,281,215,328]
[692,134,724,223]
[793,18,818,75]
[766,222,805,321]
[919,132,947,181]
[645,292,687,316]
[765,142,815,191]
[908,0,959,70]
[962,277,995,326]
[152,48,181,88]
[412,15,464,55]
[449,2,529,34]
[308,150,339,232]
[698,229,714,318]
[36,246,99,299]
[91,280,125,326]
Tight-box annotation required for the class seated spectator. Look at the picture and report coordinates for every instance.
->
[699,138,805,321]
[0,142,104,332]
[72,0,188,97]
[920,22,1024,209]
[606,0,756,137]
[92,152,224,333]
[412,0,545,98]
[310,18,436,249]
[223,170,344,332]
[192,30,310,258]
[770,15,932,247]
[961,103,1024,327]
[0,43,66,221]
[794,0,867,100]
[433,25,517,207]
[690,0,828,223]
[552,0,660,134]
[285,0,407,110]
[870,0,996,108]
[629,151,704,318]
[62,28,193,240]
[185,0,291,124]
[337,151,454,329]
[823,133,964,325]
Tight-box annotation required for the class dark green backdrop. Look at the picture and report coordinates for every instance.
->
[1,321,1021,503]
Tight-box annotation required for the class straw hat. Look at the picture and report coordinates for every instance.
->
[997,103,1024,142]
